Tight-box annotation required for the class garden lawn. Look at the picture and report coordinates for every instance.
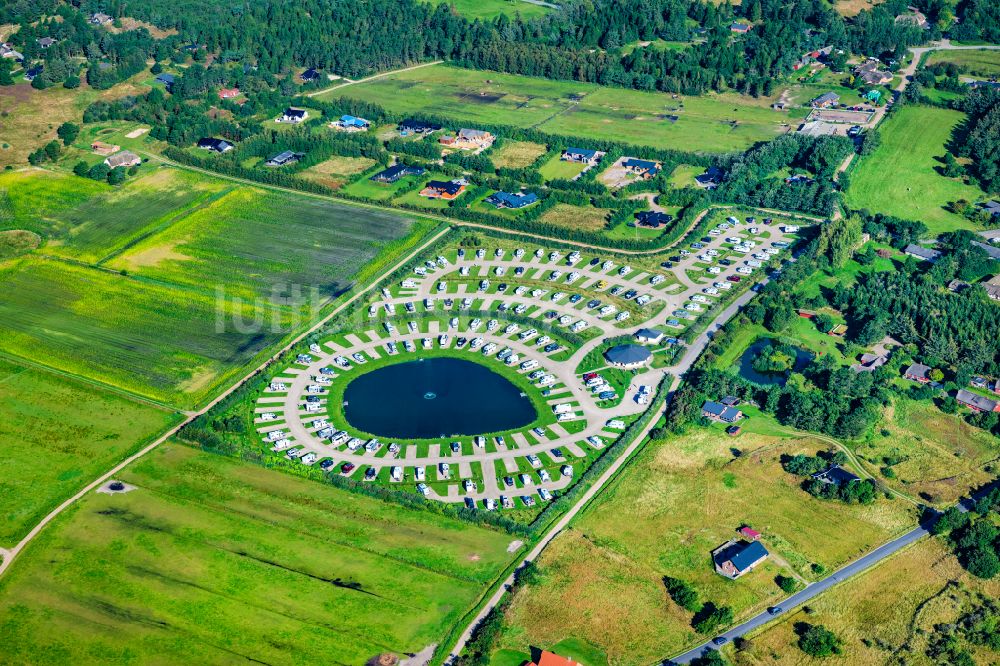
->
[0,443,519,664]
[491,141,547,169]
[0,358,180,544]
[539,203,611,232]
[496,429,916,663]
[321,64,802,153]
[845,105,990,236]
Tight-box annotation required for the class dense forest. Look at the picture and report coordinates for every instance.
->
[1,0,942,97]
[953,88,1000,195]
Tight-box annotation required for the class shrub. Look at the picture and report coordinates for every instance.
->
[796,623,843,657]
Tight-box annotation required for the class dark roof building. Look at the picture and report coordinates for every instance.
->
[604,344,652,368]
[634,328,663,344]
[155,73,175,87]
[904,244,941,262]
[702,400,743,423]
[811,465,861,485]
[714,540,769,578]
[972,241,1000,261]
[281,108,308,122]
[197,137,234,153]
[904,362,932,383]
[300,68,321,82]
[730,22,751,33]
[811,91,840,107]
[399,119,441,134]
[983,200,1000,217]
[485,191,539,209]
[634,211,673,228]
[265,150,302,167]
[622,158,660,178]
[37,37,57,48]
[695,166,723,189]
[370,163,424,183]
[562,147,599,163]
[956,389,1000,413]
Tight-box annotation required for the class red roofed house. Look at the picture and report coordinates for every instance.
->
[739,526,761,541]
[529,651,582,666]
[218,87,240,99]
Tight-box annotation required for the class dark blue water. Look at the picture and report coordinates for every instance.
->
[342,357,536,438]
[735,338,814,386]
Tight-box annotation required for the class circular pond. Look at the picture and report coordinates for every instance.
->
[341,357,537,438]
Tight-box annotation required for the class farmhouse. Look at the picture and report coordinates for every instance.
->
[904,244,941,262]
[333,114,371,131]
[603,344,652,369]
[371,163,425,184]
[811,92,840,108]
[811,464,861,486]
[197,137,234,153]
[527,651,583,666]
[217,87,240,99]
[90,141,120,156]
[485,191,538,209]
[956,389,1000,413]
[713,539,769,578]
[280,108,308,123]
[37,37,57,49]
[562,147,600,164]
[701,400,743,423]
[419,180,466,200]
[300,68,321,83]
[399,119,442,135]
[634,211,672,228]
[904,362,932,383]
[695,166,723,189]
[103,150,141,169]
[855,60,893,86]
[634,328,663,344]
[265,150,303,167]
[622,158,661,179]
[440,128,494,150]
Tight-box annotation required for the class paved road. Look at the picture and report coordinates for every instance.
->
[667,523,930,664]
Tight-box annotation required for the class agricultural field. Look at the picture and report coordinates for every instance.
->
[845,105,990,236]
[0,358,180,544]
[491,140,547,169]
[321,64,803,153]
[108,185,427,303]
[833,0,886,16]
[738,537,1000,665]
[494,429,917,664]
[428,0,552,20]
[0,443,520,664]
[925,49,1000,77]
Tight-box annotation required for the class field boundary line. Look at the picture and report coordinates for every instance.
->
[0,224,451,579]
[306,60,444,98]
[0,350,182,413]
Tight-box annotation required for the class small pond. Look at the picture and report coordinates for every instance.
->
[342,357,537,439]
[734,338,814,386]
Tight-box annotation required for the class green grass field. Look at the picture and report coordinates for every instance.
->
[845,105,990,236]
[320,64,803,153]
[428,0,551,19]
[925,49,1000,77]
[0,169,434,408]
[0,443,519,663]
[0,358,180,544]
[496,429,917,663]
[109,186,424,302]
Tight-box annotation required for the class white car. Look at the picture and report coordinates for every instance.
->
[737,266,753,275]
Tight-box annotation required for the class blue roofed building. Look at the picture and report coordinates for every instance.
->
[714,539,769,578]
[622,158,661,179]
[562,147,600,164]
[335,114,371,130]
[702,400,743,423]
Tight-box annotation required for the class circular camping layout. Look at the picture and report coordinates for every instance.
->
[253,217,799,509]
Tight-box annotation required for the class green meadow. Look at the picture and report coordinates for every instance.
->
[0,444,519,664]
[0,358,180,544]
[845,105,990,235]
[321,64,803,153]
[0,169,434,408]
[430,0,551,20]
